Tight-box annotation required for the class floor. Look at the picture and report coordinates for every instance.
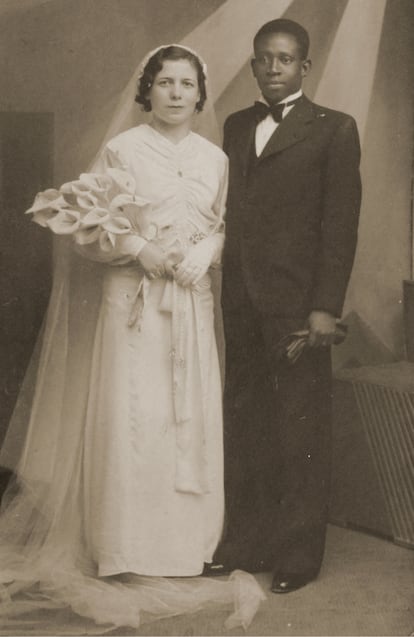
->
[1,524,413,637]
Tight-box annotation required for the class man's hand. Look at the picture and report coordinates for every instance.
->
[137,243,167,279]
[307,310,337,348]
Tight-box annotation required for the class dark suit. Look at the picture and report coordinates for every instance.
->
[216,96,361,576]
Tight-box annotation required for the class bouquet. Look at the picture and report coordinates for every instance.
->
[26,169,157,250]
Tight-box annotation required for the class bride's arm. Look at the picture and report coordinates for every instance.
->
[74,233,147,265]
[173,156,228,287]
[208,156,228,266]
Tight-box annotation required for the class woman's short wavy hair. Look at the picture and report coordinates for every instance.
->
[135,45,207,113]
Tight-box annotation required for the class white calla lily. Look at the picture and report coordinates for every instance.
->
[106,168,137,195]
[25,190,67,215]
[74,226,103,245]
[60,180,89,196]
[30,208,60,227]
[102,216,132,234]
[99,230,116,251]
[109,193,136,212]
[76,192,101,210]
[79,172,113,193]
[47,209,81,235]
[27,169,158,252]
[81,208,110,228]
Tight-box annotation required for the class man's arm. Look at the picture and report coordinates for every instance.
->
[222,116,233,157]
[308,116,361,346]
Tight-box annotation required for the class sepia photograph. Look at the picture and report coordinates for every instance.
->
[0,1,413,635]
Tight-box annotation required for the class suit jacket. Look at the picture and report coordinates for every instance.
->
[221,95,361,318]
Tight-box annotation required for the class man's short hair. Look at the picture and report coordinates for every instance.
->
[253,19,310,60]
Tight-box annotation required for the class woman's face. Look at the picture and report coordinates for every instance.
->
[147,58,200,127]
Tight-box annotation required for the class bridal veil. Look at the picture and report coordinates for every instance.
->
[0,44,265,633]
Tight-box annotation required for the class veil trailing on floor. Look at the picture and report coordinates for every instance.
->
[0,45,265,633]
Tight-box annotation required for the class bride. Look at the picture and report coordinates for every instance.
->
[0,44,264,632]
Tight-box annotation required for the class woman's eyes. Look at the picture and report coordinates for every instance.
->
[157,80,195,88]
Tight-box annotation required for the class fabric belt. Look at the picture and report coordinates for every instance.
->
[128,275,210,496]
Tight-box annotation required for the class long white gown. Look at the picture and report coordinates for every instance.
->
[82,124,227,577]
[0,124,265,632]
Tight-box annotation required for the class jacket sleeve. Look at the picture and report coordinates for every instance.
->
[222,116,233,158]
[311,116,362,317]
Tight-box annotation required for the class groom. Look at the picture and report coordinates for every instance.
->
[210,19,361,593]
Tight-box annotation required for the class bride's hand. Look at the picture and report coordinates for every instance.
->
[136,243,167,279]
[164,250,184,281]
[163,257,178,280]
[173,242,212,288]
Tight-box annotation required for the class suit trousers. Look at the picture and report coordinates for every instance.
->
[216,294,332,576]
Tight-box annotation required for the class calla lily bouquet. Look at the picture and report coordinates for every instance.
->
[26,169,157,249]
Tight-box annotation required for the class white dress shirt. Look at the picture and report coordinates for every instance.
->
[255,89,303,156]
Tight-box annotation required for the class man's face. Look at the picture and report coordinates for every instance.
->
[251,32,310,104]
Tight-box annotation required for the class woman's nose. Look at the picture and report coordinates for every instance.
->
[170,83,182,99]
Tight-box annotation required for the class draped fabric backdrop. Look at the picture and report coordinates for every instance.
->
[0,0,413,443]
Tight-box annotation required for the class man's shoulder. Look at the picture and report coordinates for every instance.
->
[308,99,357,127]
[224,106,256,129]
[224,99,356,125]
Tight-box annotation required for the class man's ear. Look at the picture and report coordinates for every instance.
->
[301,59,312,79]
[250,58,257,79]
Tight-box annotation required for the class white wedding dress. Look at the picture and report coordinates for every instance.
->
[83,124,226,577]
[0,125,265,632]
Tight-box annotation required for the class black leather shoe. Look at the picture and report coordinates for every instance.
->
[271,571,316,594]
[202,562,231,576]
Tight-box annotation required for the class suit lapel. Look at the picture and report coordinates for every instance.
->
[258,96,315,161]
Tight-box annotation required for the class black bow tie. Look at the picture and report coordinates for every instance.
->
[253,96,302,123]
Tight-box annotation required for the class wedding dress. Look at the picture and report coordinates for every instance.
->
[0,123,265,633]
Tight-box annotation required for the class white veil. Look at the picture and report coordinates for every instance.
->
[0,45,265,633]
[92,43,221,161]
